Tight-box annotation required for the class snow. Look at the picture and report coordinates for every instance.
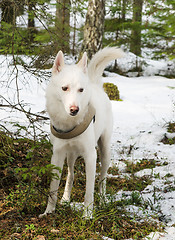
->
[0,54,175,239]
[115,51,175,77]
[103,72,175,239]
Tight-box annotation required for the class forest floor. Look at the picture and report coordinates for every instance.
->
[0,56,175,239]
[0,131,165,239]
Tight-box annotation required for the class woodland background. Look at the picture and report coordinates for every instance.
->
[0,1,175,239]
[0,0,174,63]
[0,0,174,125]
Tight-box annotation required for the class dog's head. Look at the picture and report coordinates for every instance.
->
[51,51,90,117]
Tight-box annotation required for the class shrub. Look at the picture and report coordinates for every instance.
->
[103,82,120,101]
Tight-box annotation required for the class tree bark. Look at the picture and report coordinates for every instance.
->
[122,0,127,21]
[27,0,36,42]
[81,0,106,60]
[130,0,143,56]
[55,0,70,52]
[1,0,16,25]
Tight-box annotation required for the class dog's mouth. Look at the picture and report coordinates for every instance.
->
[70,111,79,116]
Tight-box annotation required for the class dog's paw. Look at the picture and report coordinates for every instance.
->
[38,210,54,218]
[99,194,108,206]
[82,208,93,220]
[60,197,70,205]
[38,212,47,218]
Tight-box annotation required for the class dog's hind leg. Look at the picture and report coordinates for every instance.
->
[61,153,76,203]
[39,149,65,218]
[98,134,111,196]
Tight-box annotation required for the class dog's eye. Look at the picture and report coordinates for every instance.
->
[62,86,69,91]
[79,88,84,93]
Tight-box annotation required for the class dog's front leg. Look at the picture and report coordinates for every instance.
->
[83,149,97,219]
[61,153,76,203]
[39,149,65,218]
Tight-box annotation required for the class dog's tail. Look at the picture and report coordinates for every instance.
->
[88,47,124,85]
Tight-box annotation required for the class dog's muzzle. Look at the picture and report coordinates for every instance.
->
[51,104,96,139]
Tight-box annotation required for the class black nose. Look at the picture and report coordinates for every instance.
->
[70,106,79,116]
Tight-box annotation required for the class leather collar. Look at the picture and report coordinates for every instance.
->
[50,104,96,139]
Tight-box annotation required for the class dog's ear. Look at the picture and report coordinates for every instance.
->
[53,50,64,73]
[77,52,87,73]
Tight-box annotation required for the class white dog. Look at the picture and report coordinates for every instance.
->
[40,47,123,218]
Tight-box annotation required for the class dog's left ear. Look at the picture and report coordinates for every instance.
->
[77,52,87,73]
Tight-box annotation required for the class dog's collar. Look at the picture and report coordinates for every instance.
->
[50,104,96,139]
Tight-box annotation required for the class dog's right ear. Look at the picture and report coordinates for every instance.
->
[53,50,64,73]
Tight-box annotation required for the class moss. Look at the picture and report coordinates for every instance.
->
[167,122,175,133]
[107,175,152,193]
[160,122,175,145]
[108,165,119,175]
[103,82,120,101]
[161,135,175,145]
[125,159,159,174]
[0,132,163,240]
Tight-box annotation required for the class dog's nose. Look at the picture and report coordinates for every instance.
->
[70,106,79,116]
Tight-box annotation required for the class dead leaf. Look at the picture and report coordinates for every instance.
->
[51,229,60,234]
[35,235,45,240]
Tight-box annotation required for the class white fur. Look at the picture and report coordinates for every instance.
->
[39,47,124,218]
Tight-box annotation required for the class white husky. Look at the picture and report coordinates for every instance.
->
[40,47,123,218]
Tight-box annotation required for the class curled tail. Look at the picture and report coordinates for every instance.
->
[88,47,124,84]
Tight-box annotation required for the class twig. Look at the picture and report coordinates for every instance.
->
[0,102,49,121]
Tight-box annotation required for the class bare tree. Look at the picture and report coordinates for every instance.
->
[81,0,106,59]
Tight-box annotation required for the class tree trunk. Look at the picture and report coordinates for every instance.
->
[122,0,127,21]
[1,0,16,25]
[81,0,105,60]
[55,0,70,52]
[27,0,36,42]
[130,0,143,56]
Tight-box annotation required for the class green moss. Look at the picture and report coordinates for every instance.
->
[103,82,120,101]
[161,132,175,145]
[107,175,152,193]
[125,159,158,174]
[0,132,163,240]
[161,122,175,145]
[167,122,175,133]
[108,165,119,175]
[161,136,175,145]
